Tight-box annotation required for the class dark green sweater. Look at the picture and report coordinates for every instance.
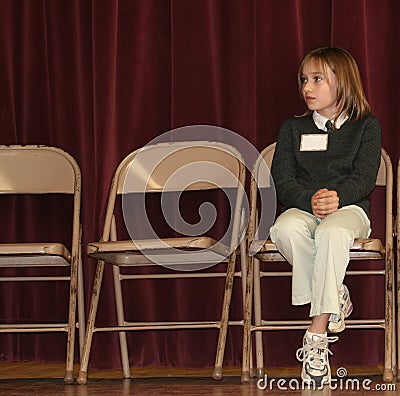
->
[271,113,382,218]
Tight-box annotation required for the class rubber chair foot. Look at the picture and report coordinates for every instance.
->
[383,368,393,383]
[256,367,265,378]
[212,367,223,381]
[76,371,88,385]
[241,370,250,384]
[63,370,74,384]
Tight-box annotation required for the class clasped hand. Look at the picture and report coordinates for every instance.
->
[311,188,339,219]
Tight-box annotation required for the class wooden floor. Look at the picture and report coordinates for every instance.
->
[0,363,397,395]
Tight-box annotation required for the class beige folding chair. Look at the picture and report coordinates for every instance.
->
[242,142,395,383]
[0,145,85,383]
[77,141,247,384]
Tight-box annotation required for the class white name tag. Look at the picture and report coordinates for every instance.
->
[300,134,328,151]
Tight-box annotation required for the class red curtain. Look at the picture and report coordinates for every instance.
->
[0,0,398,369]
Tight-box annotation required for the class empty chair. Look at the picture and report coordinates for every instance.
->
[0,145,85,383]
[242,142,395,383]
[77,140,247,384]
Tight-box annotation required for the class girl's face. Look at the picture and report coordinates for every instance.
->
[300,60,338,119]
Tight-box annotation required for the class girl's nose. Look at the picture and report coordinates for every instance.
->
[303,81,312,92]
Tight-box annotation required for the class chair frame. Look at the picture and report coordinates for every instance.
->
[242,143,395,383]
[77,140,248,384]
[0,145,85,383]
[397,158,400,382]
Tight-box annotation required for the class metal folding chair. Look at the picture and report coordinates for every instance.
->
[77,141,247,384]
[0,145,85,383]
[242,143,395,383]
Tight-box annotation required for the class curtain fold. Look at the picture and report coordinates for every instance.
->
[0,0,398,369]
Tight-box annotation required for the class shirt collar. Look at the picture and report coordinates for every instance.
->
[312,111,349,131]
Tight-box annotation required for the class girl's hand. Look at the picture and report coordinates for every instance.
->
[311,188,339,219]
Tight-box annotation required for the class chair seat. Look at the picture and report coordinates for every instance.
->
[0,242,71,267]
[87,237,231,266]
[249,237,385,260]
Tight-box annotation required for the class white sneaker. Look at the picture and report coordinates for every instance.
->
[296,332,338,386]
[328,284,353,333]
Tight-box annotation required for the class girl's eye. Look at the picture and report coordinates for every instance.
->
[300,77,307,84]
[314,76,322,82]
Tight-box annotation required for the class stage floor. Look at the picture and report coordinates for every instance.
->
[0,363,395,395]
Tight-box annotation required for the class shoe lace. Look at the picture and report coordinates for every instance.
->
[339,287,347,306]
[296,335,338,369]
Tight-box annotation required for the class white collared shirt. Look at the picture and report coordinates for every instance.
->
[313,111,349,131]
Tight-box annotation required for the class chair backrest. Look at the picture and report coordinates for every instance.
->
[102,141,247,243]
[115,142,244,194]
[256,142,389,188]
[0,145,80,194]
[0,145,81,248]
[251,142,393,246]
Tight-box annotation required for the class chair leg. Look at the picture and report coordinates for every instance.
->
[77,240,86,360]
[239,238,255,378]
[253,257,265,378]
[384,312,394,382]
[213,253,237,381]
[390,251,397,381]
[113,265,130,378]
[383,254,394,382]
[109,216,130,378]
[64,254,79,384]
[398,244,400,381]
[77,260,105,385]
[241,255,254,383]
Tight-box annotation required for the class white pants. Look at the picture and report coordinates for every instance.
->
[269,205,371,317]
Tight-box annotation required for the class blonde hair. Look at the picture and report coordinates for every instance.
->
[298,47,371,123]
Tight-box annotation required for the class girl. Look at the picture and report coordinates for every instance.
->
[270,47,381,385]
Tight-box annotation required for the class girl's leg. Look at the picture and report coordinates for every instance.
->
[309,313,330,333]
[270,208,319,305]
[310,205,370,318]
[273,206,369,386]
